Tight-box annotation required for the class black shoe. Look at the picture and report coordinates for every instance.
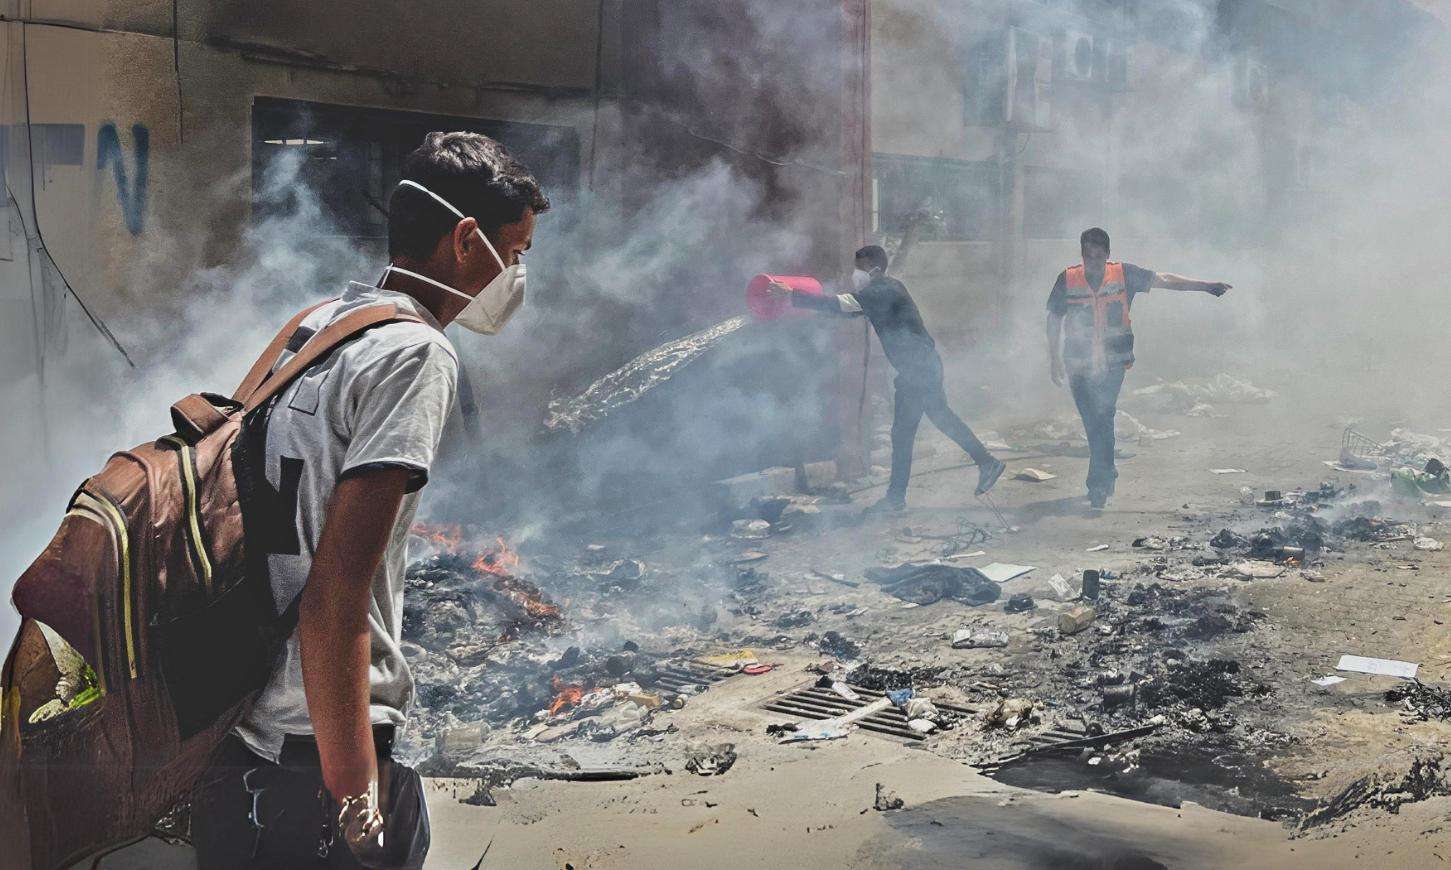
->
[865,495,906,514]
[975,458,1006,496]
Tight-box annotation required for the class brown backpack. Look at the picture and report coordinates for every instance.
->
[0,300,422,870]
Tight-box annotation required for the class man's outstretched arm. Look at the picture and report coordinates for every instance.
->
[299,468,412,807]
[766,280,865,316]
[1151,272,1232,296]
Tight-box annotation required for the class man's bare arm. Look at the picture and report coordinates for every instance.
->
[1151,272,1232,296]
[1046,311,1066,386]
[299,467,412,803]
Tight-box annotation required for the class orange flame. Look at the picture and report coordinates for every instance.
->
[548,676,584,716]
[473,537,521,577]
[410,522,464,554]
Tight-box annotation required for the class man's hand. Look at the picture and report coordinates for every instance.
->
[1050,358,1066,388]
[1205,282,1231,297]
[765,280,792,298]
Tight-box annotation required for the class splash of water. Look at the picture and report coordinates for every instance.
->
[544,315,751,434]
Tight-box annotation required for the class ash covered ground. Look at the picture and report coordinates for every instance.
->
[397,371,1451,867]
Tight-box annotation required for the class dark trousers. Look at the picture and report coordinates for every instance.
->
[191,731,429,870]
[888,372,993,502]
[1068,366,1127,495]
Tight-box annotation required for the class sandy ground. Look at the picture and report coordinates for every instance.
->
[92,373,1451,869]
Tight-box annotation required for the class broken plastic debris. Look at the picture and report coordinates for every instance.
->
[1086,544,1110,552]
[952,628,1009,649]
[977,563,1036,584]
[1211,468,1248,475]
[1015,468,1056,482]
[1047,573,1077,601]
[1311,675,1346,687]
[1336,655,1418,679]
[1230,561,1286,580]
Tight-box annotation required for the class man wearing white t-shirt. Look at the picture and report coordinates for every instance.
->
[191,132,548,868]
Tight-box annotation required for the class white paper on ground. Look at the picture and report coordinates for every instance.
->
[1311,675,1346,687]
[1335,655,1418,679]
[977,563,1036,583]
[1015,468,1056,482]
[1210,468,1248,474]
[1048,573,1076,600]
[1086,544,1110,552]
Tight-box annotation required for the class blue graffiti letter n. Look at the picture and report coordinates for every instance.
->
[96,123,150,235]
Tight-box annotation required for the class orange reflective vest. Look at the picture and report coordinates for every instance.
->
[1062,261,1134,372]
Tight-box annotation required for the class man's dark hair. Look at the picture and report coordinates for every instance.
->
[855,244,889,272]
[1080,227,1111,252]
[388,132,550,261]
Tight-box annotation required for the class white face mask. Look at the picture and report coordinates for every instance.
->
[851,268,872,291]
[383,179,526,335]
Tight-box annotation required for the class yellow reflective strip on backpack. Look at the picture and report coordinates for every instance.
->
[86,495,137,680]
[160,436,214,596]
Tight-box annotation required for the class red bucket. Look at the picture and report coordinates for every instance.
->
[746,274,824,321]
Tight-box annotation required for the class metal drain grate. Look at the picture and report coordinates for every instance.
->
[651,661,738,694]
[762,683,977,741]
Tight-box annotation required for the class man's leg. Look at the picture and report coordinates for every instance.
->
[919,382,1006,495]
[1093,367,1127,496]
[1069,372,1107,499]
[885,377,926,507]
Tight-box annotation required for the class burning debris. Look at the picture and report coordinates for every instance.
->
[864,562,1001,606]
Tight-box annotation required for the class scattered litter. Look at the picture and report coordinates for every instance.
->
[952,628,1009,649]
[874,783,905,811]
[1230,561,1286,580]
[984,698,1036,730]
[731,519,772,540]
[1116,411,1180,441]
[907,719,936,735]
[1386,681,1451,721]
[865,562,1001,606]
[827,680,861,701]
[1086,544,1110,552]
[1132,374,1277,412]
[1211,468,1248,475]
[1336,655,1418,680]
[977,563,1036,584]
[742,664,774,676]
[732,551,770,564]
[1004,593,1036,613]
[685,743,738,776]
[1015,468,1056,482]
[1057,605,1097,636]
[1312,675,1347,688]
[1080,570,1101,601]
[698,649,761,669]
[1047,574,1077,601]
[1414,537,1445,552]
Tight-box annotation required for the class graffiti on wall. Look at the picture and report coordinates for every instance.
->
[95,123,149,235]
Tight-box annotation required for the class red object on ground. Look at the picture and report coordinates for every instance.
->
[746,273,824,321]
[743,663,775,675]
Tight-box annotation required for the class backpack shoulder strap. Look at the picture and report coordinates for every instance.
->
[242,304,424,413]
[232,300,334,402]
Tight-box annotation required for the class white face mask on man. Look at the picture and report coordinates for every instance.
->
[382,179,526,335]
[851,268,873,291]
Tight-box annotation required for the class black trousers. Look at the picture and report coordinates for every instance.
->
[190,730,429,870]
[888,371,993,502]
[1068,366,1127,495]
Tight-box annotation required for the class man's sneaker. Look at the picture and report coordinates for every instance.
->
[975,458,1007,496]
[865,495,906,514]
